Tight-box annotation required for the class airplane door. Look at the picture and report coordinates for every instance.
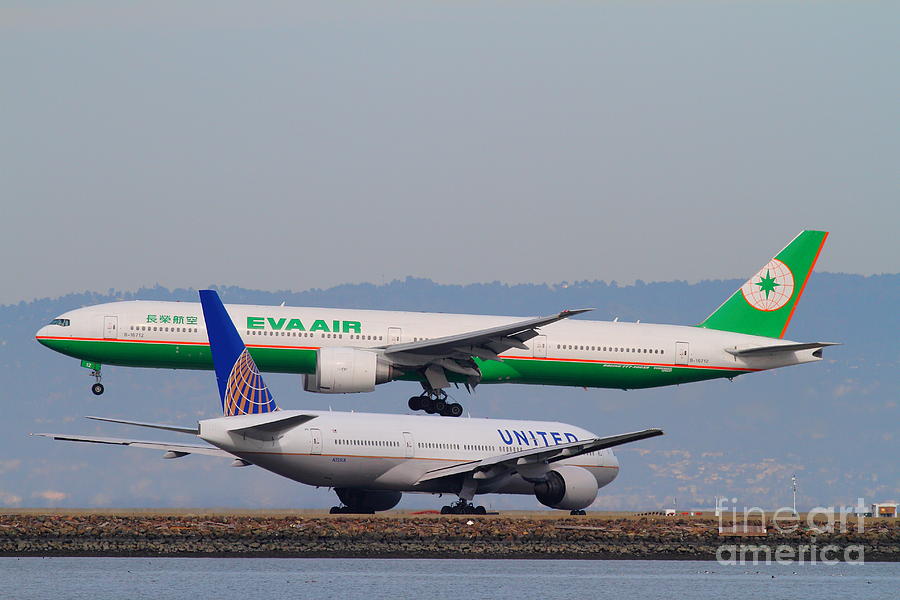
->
[388,327,402,345]
[103,316,118,339]
[533,335,547,358]
[675,341,690,365]
[309,428,322,455]
[402,432,414,458]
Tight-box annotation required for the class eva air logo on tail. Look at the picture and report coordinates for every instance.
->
[740,259,794,311]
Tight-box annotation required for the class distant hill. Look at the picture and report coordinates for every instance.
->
[1,273,897,512]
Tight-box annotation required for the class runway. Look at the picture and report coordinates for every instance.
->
[3,510,897,560]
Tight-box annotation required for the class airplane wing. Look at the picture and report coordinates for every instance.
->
[415,428,663,484]
[31,433,234,458]
[382,308,592,388]
[86,416,199,434]
[726,342,840,356]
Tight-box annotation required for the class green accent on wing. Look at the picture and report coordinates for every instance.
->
[80,360,101,371]
[698,230,828,338]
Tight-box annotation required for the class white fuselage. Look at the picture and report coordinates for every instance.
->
[37,300,823,380]
[199,410,619,496]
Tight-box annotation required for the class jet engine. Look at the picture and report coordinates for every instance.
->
[335,488,402,512]
[533,466,599,511]
[303,347,396,393]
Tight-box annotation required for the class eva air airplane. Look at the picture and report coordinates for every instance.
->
[36,231,834,417]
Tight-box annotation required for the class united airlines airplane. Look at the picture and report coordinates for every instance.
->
[35,290,663,514]
[36,231,834,416]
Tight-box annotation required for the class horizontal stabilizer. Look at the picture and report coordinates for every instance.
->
[86,416,199,434]
[416,428,663,484]
[225,413,317,436]
[31,433,232,458]
[726,342,840,356]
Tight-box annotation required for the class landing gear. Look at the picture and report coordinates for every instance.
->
[570,509,587,516]
[89,369,104,395]
[445,403,463,417]
[408,390,463,417]
[440,498,487,515]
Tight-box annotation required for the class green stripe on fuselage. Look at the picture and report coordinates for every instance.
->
[39,338,746,389]
[38,338,317,374]
[475,357,737,388]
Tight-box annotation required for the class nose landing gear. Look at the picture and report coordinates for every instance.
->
[408,390,463,417]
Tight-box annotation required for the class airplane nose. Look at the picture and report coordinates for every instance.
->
[35,325,51,345]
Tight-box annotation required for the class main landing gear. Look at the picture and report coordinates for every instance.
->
[90,370,104,395]
[570,509,587,516]
[408,391,463,417]
[440,499,487,515]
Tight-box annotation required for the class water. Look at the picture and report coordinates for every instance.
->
[3,557,897,599]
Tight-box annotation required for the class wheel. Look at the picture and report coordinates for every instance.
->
[433,399,446,414]
[447,403,463,417]
[570,509,586,516]
[422,399,437,414]
[440,506,450,515]
[329,506,342,514]
[408,396,422,411]
[475,505,486,515]
[91,383,104,396]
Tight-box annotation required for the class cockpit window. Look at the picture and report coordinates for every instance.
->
[49,318,71,327]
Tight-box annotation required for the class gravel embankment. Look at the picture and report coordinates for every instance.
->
[2,513,897,560]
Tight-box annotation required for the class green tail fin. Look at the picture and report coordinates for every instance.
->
[699,230,828,338]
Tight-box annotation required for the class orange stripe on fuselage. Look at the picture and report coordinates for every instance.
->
[34,336,756,372]
[502,355,759,372]
[236,450,619,469]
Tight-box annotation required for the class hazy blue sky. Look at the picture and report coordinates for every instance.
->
[2,1,897,305]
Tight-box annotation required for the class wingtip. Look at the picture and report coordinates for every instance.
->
[561,308,594,317]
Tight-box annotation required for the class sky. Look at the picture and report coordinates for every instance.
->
[2,1,898,306]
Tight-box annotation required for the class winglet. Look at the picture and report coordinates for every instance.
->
[199,290,277,416]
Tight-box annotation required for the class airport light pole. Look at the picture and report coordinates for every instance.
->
[792,474,798,516]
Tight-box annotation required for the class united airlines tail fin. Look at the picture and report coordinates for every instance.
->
[199,290,278,416]
[699,230,828,339]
